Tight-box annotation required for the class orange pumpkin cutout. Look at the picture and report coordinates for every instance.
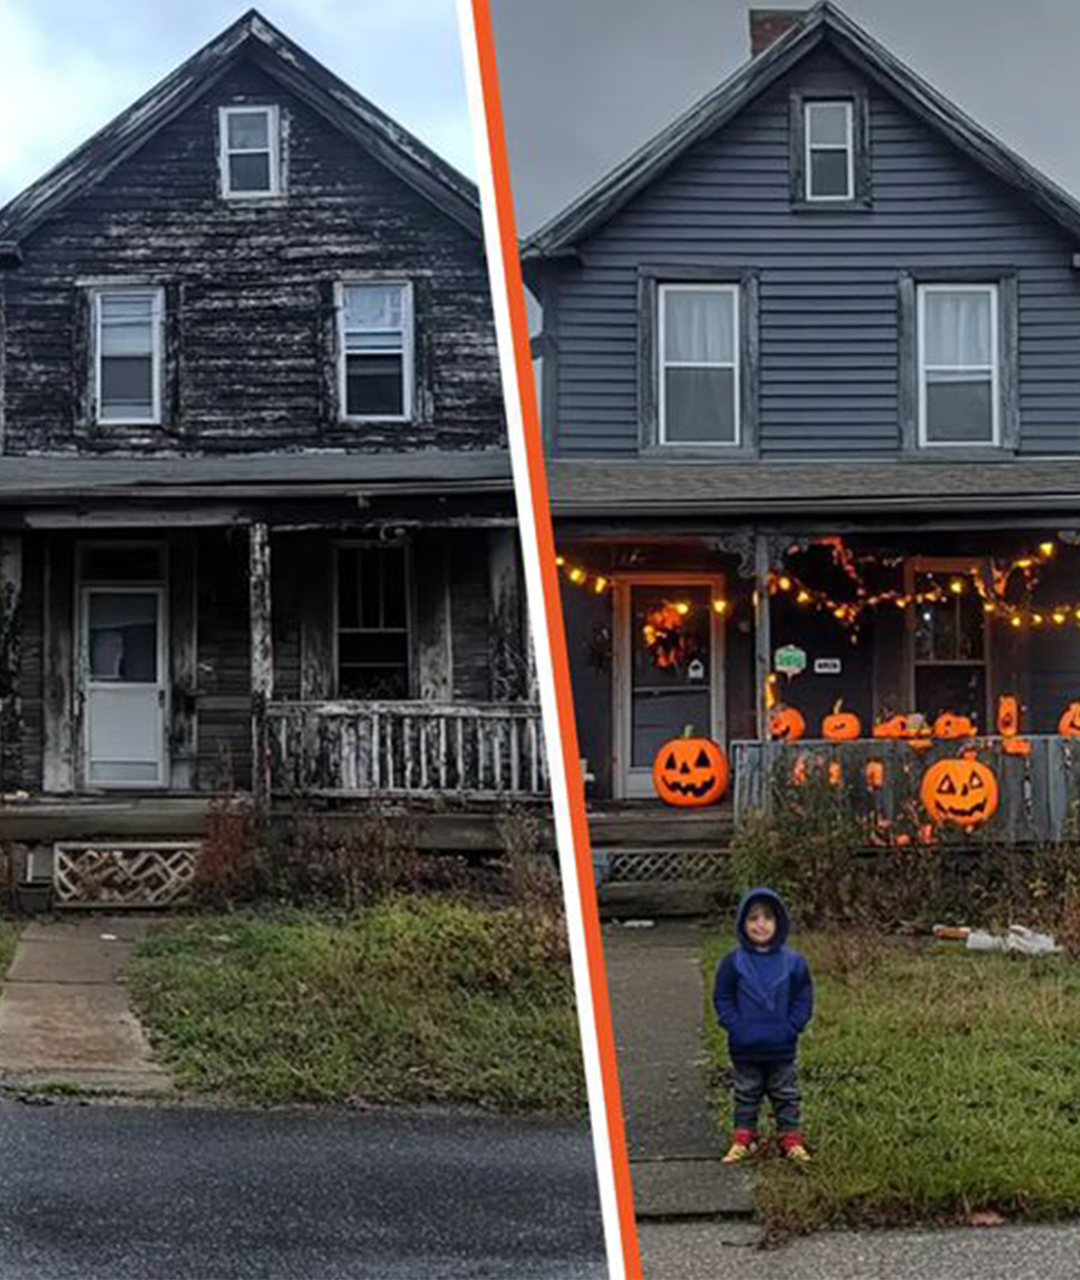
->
[874,714,910,740]
[1003,737,1032,756]
[791,753,808,785]
[769,706,806,742]
[865,760,885,790]
[920,755,999,829]
[828,761,843,787]
[1059,702,1080,737]
[997,696,1019,738]
[934,712,976,740]
[822,700,861,742]
[652,729,728,807]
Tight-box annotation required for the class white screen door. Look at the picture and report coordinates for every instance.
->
[613,576,725,798]
[82,587,167,787]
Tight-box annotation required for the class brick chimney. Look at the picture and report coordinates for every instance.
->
[749,9,807,57]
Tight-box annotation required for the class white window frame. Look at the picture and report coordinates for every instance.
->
[219,104,281,199]
[804,100,854,202]
[332,540,413,699]
[92,286,164,426]
[336,280,414,423]
[917,283,1000,448]
[657,283,740,448]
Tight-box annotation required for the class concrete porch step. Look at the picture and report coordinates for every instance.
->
[631,1157,754,1220]
[588,807,734,848]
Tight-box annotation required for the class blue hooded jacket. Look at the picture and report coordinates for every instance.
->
[712,887,813,1064]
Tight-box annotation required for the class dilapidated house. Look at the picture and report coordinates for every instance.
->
[0,11,541,905]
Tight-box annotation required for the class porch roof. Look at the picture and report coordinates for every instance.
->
[0,451,512,504]
[547,458,1080,519]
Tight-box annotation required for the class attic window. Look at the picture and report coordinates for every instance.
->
[219,105,280,197]
[805,101,853,200]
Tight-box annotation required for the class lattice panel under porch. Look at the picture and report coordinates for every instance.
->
[606,848,729,883]
[54,842,200,908]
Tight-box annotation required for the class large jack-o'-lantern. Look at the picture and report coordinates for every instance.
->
[769,706,806,742]
[652,728,729,807]
[920,754,999,829]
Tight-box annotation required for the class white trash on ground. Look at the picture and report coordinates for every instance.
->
[965,925,1063,955]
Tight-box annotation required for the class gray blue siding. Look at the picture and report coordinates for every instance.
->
[549,47,1080,458]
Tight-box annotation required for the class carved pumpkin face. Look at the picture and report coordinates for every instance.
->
[934,713,976,740]
[920,756,999,828]
[653,734,728,807]
[997,696,1019,738]
[822,701,861,742]
[769,707,806,742]
[1059,702,1080,737]
[873,714,910,740]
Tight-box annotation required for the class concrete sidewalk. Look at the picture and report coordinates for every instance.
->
[605,918,753,1222]
[0,916,172,1093]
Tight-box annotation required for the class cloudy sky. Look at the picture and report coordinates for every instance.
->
[0,0,473,204]
[490,0,1080,237]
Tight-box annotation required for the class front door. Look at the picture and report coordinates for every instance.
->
[81,586,167,788]
[613,575,725,799]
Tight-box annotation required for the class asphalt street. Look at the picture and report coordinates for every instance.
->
[0,1099,606,1279]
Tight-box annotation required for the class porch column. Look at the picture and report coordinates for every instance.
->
[488,528,525,701]
[249,522,273,809]
[753,532,772,740]
[0,533,23,790]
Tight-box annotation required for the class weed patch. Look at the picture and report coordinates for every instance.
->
[703,929,1080,1232]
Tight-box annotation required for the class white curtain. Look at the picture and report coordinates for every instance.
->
[664,289,734,364]
[924,290,991,367]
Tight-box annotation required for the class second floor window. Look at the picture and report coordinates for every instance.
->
[805,101,854,201]
[338,281,413,420]
[219,105,280,198]
[94,287,164,424]
[658,284,739,446]
[918,284,999,446]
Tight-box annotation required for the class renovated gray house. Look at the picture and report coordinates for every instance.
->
[526,3,1080,859]
[0,12,541,906]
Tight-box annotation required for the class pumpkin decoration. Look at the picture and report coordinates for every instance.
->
[769,706,806,742]
[827,761,843,787]
[1059,702,1080,737]
[933,712,976,740]
[873,713,911,740]
[1003,737,1032,757]
[997,696,1019,738]
[652,727,728,807]
[822,700,861,742]
[865,760,885,790]
[920,754,1000,829]
[791,752,808,785]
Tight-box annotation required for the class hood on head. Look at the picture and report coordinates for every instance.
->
[735,886,790,951]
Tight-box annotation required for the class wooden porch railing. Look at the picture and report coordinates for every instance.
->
[732,736,1080,844]
[266,701,548,799]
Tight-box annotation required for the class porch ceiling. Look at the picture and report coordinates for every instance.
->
[547,458,1080,519]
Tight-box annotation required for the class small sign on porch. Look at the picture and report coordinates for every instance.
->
[814,657,842,675]
[774,644,808,677]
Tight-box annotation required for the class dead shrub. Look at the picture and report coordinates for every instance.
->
[193,794,259,907]
[497,804,569,966]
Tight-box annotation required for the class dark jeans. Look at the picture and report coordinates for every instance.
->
[731,1060,801,1133]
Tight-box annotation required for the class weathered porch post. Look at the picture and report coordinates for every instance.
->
[0,533,23,791]
[753,531,772,740]
[488,528,525,701]
[249,522,273,811]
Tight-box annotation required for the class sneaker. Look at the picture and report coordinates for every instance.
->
[721,1140,756,1164]
[784,1142,812,1165]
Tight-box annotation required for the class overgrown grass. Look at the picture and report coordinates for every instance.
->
[704,929,1080,1233]
[0,919,21,978]
[129,898,584,1113]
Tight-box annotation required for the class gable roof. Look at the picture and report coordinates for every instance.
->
[0,9,479,250]
[523,1,1080,259]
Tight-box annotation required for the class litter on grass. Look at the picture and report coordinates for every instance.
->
[966,925,1062,955]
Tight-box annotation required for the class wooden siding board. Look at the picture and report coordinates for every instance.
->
[547,48,1080,459]
[3,60,503,457]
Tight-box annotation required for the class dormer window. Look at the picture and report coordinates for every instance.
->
[219,105,280,198]
[805,101,853,200]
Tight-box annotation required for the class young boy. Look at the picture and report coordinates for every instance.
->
[713,886,814,1164]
